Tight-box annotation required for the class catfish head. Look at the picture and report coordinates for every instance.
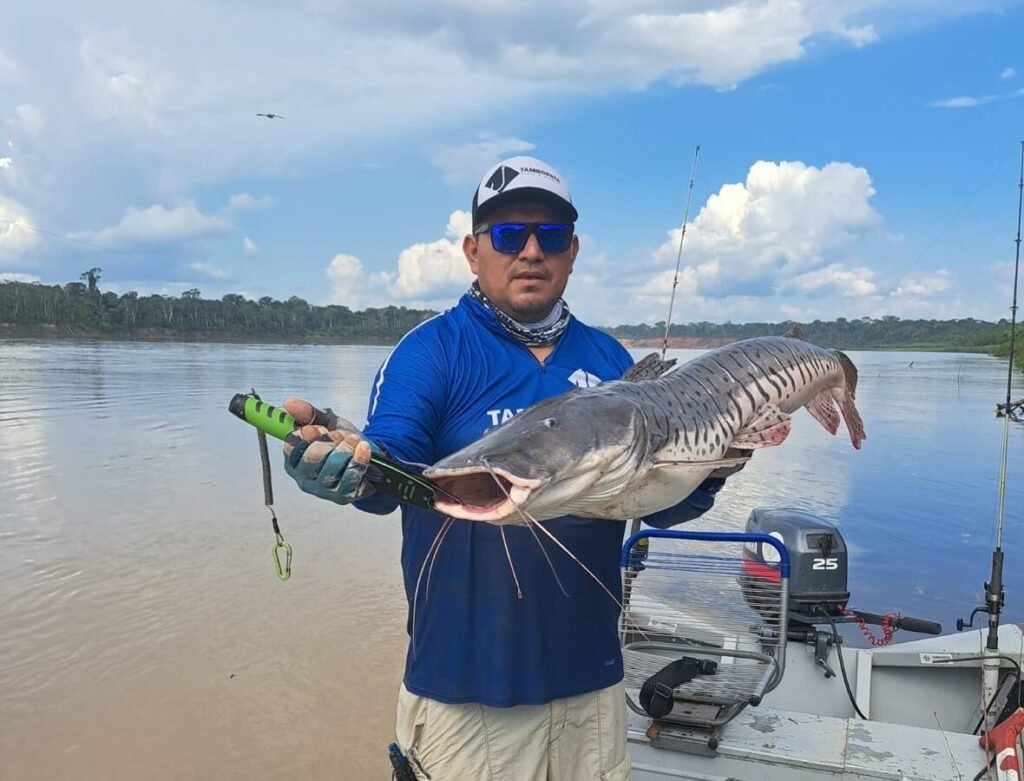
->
[423,386,650,525]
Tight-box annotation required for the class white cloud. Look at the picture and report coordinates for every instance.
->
[778,303,817,321]
[1001,67,1016,79]
[787,263,878,297]
[0,0,980,208]
[242,237,258,255]
[0,157,11,169]
[388,210,475,300]
[78,31,170,133]
[864,295,979,320]
[432,136,536,184]
[189,260,228,280]
[325,210,476,310]
[892,270,951,296]
[0,197,39,253]
[653,160,881,292]
[1,106,48,196]
[75,202,233,247]
[327,253,367,309]
[0,271,40,283]
[546,158,905,324]
[929,95,996,108]
[226,193,273,213]
[326,158,891,323]
[607,2,880,88]
[634,267,699,300]
[837,24,879,48]
[310,167,1004,326]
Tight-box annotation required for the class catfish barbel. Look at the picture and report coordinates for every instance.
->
[423,336,865,525]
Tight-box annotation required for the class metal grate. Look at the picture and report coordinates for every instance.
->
[619,530,790,728]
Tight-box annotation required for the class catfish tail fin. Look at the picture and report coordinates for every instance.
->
[835,349,859,397]
[833,349,865,449]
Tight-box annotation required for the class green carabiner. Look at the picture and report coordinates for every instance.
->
[272,536,293,581]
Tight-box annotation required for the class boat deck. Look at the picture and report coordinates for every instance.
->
[626,625,1024,780]
[629,706,988,780]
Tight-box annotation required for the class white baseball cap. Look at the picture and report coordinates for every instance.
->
[471,156,578,229]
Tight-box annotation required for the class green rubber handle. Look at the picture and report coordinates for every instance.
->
[228,393,299,440]
[227,392,453,512]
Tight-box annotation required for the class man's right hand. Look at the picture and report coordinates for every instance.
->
[281,397,378,504]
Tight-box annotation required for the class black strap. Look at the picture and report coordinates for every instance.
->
[639,657,718,719]
[388,743,417,781]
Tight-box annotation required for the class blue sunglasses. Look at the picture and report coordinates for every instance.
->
[475,222,575,255]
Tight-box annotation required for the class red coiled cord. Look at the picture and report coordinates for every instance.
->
[842,608,898,646]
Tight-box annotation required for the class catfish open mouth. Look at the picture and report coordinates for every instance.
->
[426,466,542,523]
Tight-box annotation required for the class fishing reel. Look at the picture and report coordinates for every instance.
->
[955,554,1005,632]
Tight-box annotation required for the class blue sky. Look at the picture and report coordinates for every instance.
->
[1,0,1023,326]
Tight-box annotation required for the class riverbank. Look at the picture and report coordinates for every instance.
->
[0,323,398,346]
[0,322,1011,357]
[584,336,997,354]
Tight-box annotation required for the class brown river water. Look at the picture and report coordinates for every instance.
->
[1,339,1022,780]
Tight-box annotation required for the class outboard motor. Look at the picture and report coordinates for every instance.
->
[740,507,850,624]
[739,507,942,679]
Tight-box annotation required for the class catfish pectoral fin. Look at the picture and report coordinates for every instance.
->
[732,403,792,449]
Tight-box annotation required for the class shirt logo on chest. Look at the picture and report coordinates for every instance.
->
[486,407,525,426]
[568,368,602,388]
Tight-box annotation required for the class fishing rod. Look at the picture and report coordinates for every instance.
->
[625,146,702,574]
[957,141,1024,721]
[661,145,700,362]
[989,142,1024,648]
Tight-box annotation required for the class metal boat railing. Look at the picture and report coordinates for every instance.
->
[619,530,790,730]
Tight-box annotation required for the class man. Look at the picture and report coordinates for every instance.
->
[282,156,730,780]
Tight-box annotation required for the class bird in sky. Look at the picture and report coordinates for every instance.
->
[256,113,284,119]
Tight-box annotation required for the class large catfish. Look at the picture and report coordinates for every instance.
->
[423,336,865,525]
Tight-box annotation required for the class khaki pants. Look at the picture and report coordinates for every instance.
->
[394,682,631,780]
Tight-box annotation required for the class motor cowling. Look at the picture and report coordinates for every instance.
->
[741,507,851,623]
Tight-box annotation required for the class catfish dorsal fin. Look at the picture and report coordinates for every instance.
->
[622,352,677,382]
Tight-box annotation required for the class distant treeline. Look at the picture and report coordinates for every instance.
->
[608,317,1023,370]
[0,278,434,341]
[0,276,1020,365]
[606,317,1012,353]
[991,325,1024,370]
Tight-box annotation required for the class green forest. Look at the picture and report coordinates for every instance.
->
[0,271,434,343]
[0,271,1020,368]
[606,317,1011,352]
[607,318,1022,370]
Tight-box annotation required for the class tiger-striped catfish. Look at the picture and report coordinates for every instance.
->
[422,337,865,525]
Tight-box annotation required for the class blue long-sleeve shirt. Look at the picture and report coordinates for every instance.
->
[356,293,718,706]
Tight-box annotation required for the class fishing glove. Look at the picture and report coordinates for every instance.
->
[284,427,381,504]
